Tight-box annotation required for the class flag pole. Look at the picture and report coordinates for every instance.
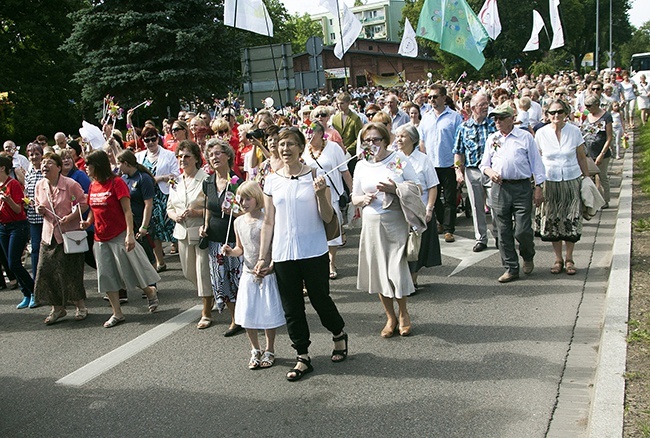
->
[263,4,284,111]
[376,44,408,98]
[335,0,349,87]
[226,0,240,108]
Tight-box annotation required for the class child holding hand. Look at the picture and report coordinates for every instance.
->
[222,181,285,369]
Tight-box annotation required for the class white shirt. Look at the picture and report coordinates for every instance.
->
[528,100,543,124]
[534,123,583,182]
[302,141,347,202]
[403,149,439,205]
[480,128,546,184]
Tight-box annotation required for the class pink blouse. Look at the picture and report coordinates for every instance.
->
[34,176,88,245]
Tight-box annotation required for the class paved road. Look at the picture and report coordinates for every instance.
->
[0,159,624,437]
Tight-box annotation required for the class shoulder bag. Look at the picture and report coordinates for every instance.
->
[312,155,349,209]
[405,227,421,262]
[46,186,88,254]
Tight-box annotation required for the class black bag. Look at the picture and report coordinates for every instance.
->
[198,236,209,250]
[338,191,349,209]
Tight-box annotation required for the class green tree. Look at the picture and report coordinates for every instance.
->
[0,0,85,143]
[618,21,650,69]
[285,13,324,54]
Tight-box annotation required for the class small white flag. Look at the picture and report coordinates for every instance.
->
[549,0,565,49]
[318,0,339,17]
[334,3,362,60]
[523,10,545,52]
[398,18,418,58]
[224,0,273,37]
[478,0,502,40]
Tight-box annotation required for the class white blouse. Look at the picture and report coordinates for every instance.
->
[535,123,584,182]
[403,149,439,205]
[302,140,347,202]
[263,171,328,262]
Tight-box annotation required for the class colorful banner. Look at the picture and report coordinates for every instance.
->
[364,70,406,88]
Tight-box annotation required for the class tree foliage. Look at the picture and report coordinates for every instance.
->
[0,0,85,144]
[285,13,324,54]
[619,21,650,69]
[401,0,634,79]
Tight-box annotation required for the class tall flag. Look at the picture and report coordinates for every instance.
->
[399,18,418,58]
[478,0,501,40]
[334,3,362,60]
[549,0,565,49]
[523,10,545,52]
[417,0,489,71]
[224,0,273,37]
[318,0,339,17]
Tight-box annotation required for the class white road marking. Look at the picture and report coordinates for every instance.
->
[440,234,499,277]
[56,305,202,387]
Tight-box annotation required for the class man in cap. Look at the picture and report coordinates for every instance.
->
[479,102,546,283]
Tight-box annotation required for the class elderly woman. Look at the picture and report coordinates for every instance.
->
[167,141,212,329]
[535,99,590,275]
[33,153,88,324]
[581,94,613,208]
[167,120,190,152]
[257,127,347,381]
[302,121,352,279]
[81,150,160,328]
[25,142,44,281]
[200,139,244,336]
[310,106,344,152]
[136,125,180,269]
[0,153,35,309]
[256,125,284,188]
[395,124,440,287]
[352,123,420,338]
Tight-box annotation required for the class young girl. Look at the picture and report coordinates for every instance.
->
[610,101,625,159]
[222,181,285,369]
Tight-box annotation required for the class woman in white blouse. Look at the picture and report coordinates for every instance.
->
[534,99,590,275]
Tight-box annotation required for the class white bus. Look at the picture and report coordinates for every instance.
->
[631,52,650,83]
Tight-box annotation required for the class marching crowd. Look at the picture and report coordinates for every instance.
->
[2,67,645,381]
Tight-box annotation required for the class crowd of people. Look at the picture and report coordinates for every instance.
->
[2,66,642,380]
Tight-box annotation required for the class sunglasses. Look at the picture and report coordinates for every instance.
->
[591,87,602,91]
[366,112,377,118]
[493,115,510,121]
[217,129,228,135]
[172,127,184,132]
[547,109,565,116]
[177,154,193,159]
[315,113,328,118]
[143,137,158,144]
[363,137,383,145]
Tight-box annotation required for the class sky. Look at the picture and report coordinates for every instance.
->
[281,0,650,29]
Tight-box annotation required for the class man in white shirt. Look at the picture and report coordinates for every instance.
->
[3,140,30,174]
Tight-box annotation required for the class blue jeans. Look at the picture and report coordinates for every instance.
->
[29,222,43,279]
[0,220,34,297]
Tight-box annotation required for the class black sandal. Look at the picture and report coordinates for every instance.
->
[331,332,348,362]
[286,356,313,382]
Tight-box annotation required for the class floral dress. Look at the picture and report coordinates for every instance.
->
[143,157,175,242]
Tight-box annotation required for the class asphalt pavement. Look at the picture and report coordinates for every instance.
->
[0,153,629,438]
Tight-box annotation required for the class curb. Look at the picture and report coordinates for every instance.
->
[587,143,633,437]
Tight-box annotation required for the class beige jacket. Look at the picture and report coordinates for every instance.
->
[382,181,427,233]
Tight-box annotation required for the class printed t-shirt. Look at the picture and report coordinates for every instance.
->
[0,177,26,223]
[89,177,131,241]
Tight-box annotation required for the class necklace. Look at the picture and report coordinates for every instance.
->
[308,144,323,160]
[283,163,304,179]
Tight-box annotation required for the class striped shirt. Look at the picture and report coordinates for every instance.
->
[25,167,44,224]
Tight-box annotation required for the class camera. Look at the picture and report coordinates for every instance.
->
[246,128,266,140]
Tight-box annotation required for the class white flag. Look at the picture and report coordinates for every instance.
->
[318,0,339,17]
[334,3,362,60]
[224,0,273,37]
[549,0,565,49]
[398,18,418,58]
[478,0,501,40]
[523,10,545,52]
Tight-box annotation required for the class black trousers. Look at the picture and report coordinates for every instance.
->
[274,253,345,355]
[434,166,457,234]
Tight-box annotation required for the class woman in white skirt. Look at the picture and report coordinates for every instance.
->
[301,121,352,279]
[81,150,160,328]
[223,181,285,369]
[352,123,420,338]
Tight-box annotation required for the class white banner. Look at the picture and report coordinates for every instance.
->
[523,10,545,52]
[224,0,273,37]
[478,0,502,40]
[398,18,418,58]
[549,0,565,49]
[334,3,362,60]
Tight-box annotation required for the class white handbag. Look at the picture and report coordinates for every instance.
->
[62,230,89,254]
[406,228,421,262]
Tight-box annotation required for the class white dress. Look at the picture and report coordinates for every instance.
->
[233,216,286,330]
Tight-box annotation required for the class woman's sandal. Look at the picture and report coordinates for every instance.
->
[197,316,212,329]
[74,308,88,321]
[329,268,338,280]
[331,332,348,362]
[103,315,126,328]
[551,260,564,274]
[380,321,398,338]
[565,259,577,275]
[44,309,67,325]
[286,356,313,382]
[260,351,275,368]
[249,349,262,370]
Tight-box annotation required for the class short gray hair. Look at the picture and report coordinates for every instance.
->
[396,124,420,145]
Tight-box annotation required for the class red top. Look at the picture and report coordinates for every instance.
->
[88,177,130,241]
[0,177,26,223]
[75,157,87,173]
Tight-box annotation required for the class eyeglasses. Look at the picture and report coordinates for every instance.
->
[366,112,377,118]
[430,95,441,99]
[177,154,193,160]
[591,87,602,91]
[172,127,184,132]
[315,113,328,118]
[547,109,565,116]
[143,137,158,144]
[363,137,383,145]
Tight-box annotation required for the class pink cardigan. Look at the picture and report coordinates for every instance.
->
[34,176,88,245]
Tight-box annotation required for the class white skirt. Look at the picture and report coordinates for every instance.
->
[234,270,286,330]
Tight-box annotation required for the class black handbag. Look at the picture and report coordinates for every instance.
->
[312,155,348,209]
[198,191,209,249]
